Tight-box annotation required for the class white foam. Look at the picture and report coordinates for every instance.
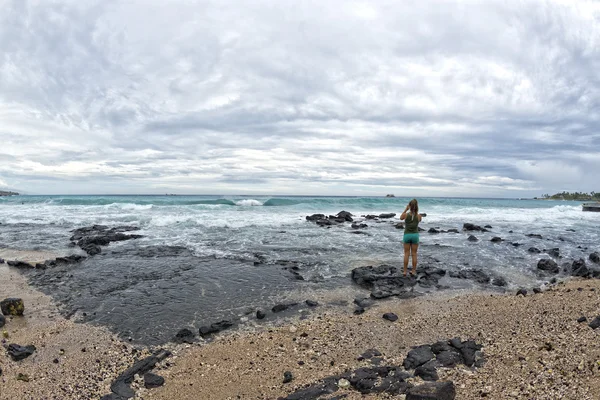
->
[235,199,263,206]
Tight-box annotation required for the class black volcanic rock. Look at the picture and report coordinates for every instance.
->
[199,320,234,337]
[173,328,195,344]
[463,223,485,232]
[272,303,298,313]
[144,372,165,389]
[379,213,396,219]
[449,269,490,284]
[571,259,589,277]
[403,345,434,370]
[467,235,478,242]
[590,252,600,264]
[383,313,398,322]
[537,259,559,274]
[406,381,456,400]
[7,344,36,361]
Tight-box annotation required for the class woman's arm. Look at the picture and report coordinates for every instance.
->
[400,205,409,220]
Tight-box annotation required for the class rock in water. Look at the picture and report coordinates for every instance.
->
[590,252,600,264]
[144,372,165,389]
[199,320,234,337]
[7,344,36,361]
[283,371,293,383]
[537,259,559,274]
[173,328,195,344]
[406,381,456,400]
[383,313,398,322]
[1,298,24,316]
[305,300,319,307]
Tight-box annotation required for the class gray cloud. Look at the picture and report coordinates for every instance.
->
[1,0,599,196]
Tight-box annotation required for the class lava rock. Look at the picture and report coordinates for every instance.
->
[1,298,24,316]
[256,310,266,319]
[414,360,439,381]
[428,228,440,234]
[379,213,396,219]
[577,316,587,323]
[516,288,527,296]
[336,210,353,221]
[526,233,543,239]
[403,345,434,370]
[548,248,560,258]
[144,372,165,389]
[467,235,478,242]
[272,303,298,313]
[6,260,34,269]
[532,287,542,294]
[463,223,485,232]
[0,314,5,328]
[7,344,36,361]
[107,349,171,399]
[528,247,541,254]
[199,320,233,337]
[590,252,600,264]
[435,349,464,368]
[589,316,600,330]
[349,366,411,395]
[490,237,503,243]
[406,381,456,400]
[351,223,368,229]
[351,264,418,299]
[283,371,294,383]
[446,229,459,233]
[492,277,507,287]
[173,328,195,344]
[449,269,490,284]
[571,259,589,277]
[305,300,319,307]
[383,313,398,322]
[306,214,326,221]
[537,259,559,274]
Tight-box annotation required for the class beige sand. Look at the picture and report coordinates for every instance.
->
[1,249,600,399]
[143,281,600,400]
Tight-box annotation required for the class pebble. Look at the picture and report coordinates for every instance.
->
[338,378,350,388]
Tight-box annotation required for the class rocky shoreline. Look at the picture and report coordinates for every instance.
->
[2,217,600,399]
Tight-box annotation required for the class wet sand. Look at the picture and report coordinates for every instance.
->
[1,248,600,399]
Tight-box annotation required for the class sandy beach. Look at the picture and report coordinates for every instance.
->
[1,248,600,399]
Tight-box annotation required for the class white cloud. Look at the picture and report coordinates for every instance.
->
[0,0,599,196]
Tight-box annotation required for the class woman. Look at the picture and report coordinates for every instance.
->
[400,199,422,277]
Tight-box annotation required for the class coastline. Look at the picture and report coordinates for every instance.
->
[0,249,154,400]
[1,248,600,399]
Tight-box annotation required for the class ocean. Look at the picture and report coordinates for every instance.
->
[0,195,597,344]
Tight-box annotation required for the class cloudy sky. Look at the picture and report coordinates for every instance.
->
[1,0,599,197]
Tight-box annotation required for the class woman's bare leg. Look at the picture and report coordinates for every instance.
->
[410,244,419,275]
[403,243,411,276]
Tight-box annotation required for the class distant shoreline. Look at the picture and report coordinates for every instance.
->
[0,190,19,196]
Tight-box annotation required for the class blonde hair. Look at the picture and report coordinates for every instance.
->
[409,199,419,221]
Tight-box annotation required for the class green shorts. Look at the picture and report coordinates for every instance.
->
[403,233,420,244]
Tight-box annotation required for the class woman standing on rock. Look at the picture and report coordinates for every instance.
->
[400,199,422,277]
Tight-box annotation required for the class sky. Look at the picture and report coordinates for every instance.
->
[1,0,599,197]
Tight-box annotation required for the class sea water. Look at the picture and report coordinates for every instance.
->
[0,195,597,344]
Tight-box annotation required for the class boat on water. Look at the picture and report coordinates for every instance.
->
[582,202,600,212]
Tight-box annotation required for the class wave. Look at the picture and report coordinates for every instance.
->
[235,199,263,206]
[262,198,303,207]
